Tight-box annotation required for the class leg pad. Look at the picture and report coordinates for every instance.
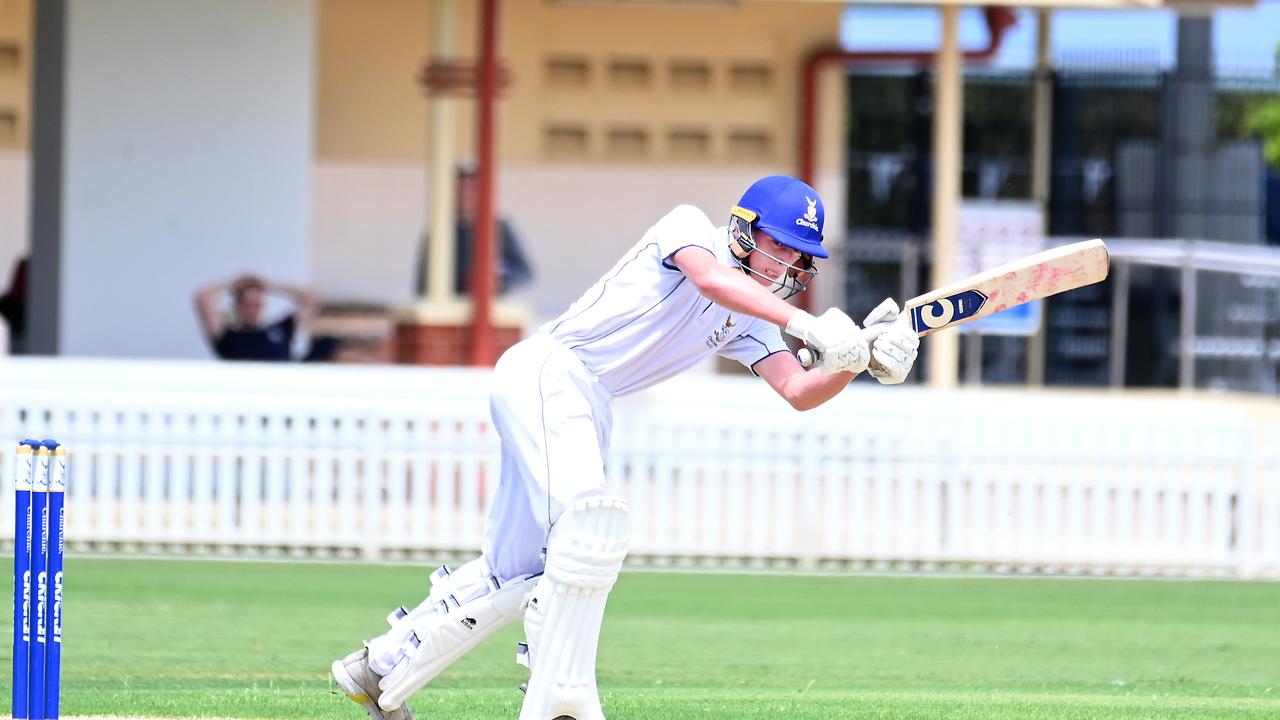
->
[378,574,535,710]
[519,497,629,720]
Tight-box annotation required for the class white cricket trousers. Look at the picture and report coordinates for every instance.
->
[484,333,615,583]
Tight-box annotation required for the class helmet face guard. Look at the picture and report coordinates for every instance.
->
[728,206,817,300]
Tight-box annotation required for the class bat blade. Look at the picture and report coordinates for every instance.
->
[906,238,1109,336]
[794,239,1109,368]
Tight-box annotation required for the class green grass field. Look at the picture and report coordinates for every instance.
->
[1,558,1277,719]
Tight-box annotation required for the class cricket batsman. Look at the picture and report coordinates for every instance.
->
[332,175,920,720]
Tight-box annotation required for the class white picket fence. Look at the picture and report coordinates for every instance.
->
[1,357,1278,578]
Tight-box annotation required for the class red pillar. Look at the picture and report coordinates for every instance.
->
[468,0,499,366]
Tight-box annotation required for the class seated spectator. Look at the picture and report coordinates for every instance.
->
[194,273,321,361]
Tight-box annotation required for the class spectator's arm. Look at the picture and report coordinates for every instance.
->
[193,277,233,342]
[268,280,321,330]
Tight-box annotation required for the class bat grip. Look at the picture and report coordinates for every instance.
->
[796,322,897,369]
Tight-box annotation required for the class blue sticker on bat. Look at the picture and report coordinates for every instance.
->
[910,289,988,333]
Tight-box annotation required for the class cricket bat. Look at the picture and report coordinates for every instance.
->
[798,238,1110,366]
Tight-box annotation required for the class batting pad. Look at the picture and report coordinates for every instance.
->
[378,574,536,710]
[368,558,507,676]
[520,496,630,720]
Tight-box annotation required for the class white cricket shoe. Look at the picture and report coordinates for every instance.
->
[331,647,415,720]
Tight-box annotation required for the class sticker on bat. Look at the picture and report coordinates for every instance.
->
[910,289,988,332]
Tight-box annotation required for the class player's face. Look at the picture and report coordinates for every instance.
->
[746,231,802,287]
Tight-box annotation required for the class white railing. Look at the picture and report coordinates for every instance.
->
[1,357,1278,578]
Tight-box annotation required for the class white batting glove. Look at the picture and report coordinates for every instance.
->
[785,308,871,375]
[860,298,919,385]
[860,297,900,329]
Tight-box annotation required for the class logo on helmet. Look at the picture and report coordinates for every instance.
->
[795,197,820,232]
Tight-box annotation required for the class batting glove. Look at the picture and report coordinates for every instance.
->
[785,308,871,376]
[859,299,919,385]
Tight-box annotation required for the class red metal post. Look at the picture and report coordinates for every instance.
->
[469,0,499,366]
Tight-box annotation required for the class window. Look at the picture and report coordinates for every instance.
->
[668,127,711,161]
[544,124,590,159]
[606,127,649,159]
[668,61,711,92]
[608,58,652,90]
[727,129,772,160]
[729,63,772,93]
[545,56,590,89]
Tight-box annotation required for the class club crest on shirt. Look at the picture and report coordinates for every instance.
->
[704,314,737,349]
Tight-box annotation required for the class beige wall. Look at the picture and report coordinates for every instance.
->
[312,0,849,319]
[4,1,849,332]
[0,0,29,150]
[501,1,843,167]
[317,0,432,161]
[0,0,28,283]
[316,0,844,169]
[8,0,844,164]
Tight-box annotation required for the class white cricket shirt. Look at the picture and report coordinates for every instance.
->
[541,204,790,396]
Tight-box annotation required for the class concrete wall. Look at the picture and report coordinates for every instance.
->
[57,0,314,358]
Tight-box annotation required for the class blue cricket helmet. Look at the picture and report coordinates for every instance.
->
[732,176,827,259]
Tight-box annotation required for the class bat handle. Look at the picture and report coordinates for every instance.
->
[795,319,903,369]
